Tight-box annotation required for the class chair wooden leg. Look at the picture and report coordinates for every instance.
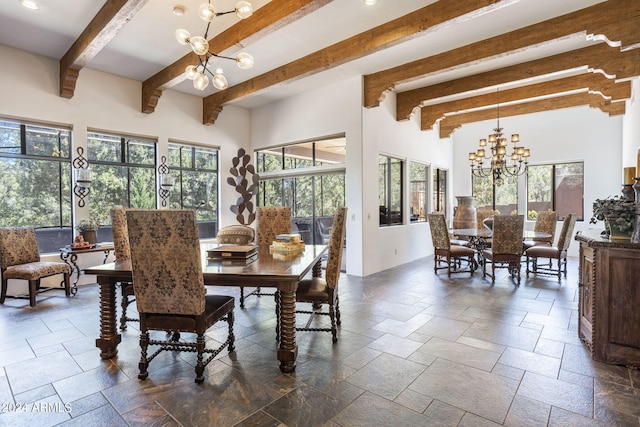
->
[0,278,7,304]
[239,287,246,309]
[120,289,129,331]
[329,304,338,343]
[138,331,150,380]
[275,291,281,341]
[29,280,38,307]
[195,333,205,384]
[335,296,341,326]
[63,272,71,297]
[228,310,235,353]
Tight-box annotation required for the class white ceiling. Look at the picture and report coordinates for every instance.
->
[0,0,605,110]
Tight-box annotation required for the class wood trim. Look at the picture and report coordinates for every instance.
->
[202,0,508,125]
[420,74,632,130]
[438,92,626,138]
[141,0,332,113]
[397,43,640,121]
[364,0,640,108]
[59,0,149,98]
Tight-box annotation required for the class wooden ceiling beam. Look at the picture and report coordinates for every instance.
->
[202,0,509,125]
[364,0,640,108]
[141,0,331,114]
[420,74,631,130]
[438,92,626,138]
[397,43,640,121]
[59,0,149,99]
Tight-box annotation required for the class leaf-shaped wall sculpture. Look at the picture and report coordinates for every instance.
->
[228,147,260,225]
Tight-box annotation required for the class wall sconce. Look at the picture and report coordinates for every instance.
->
[158,156,174,207]
[72,147,91,207]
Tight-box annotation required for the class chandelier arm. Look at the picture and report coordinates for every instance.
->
[208,52,237,62]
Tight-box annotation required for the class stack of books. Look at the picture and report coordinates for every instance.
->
[270,233,305,254]
[207,245,259,265]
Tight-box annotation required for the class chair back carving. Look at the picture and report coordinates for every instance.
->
[0,227,40,268]
[256,206,291,245]
[325,207,347,289]
[491,215,524,255]
[534,211,557,243]
[126,210,205,316]
[110,207,131,261]
[556,213,577,251]
[428,213,450,250]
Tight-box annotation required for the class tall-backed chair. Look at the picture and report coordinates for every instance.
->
[294,207,347,343]
[238,206,292,308]
[483,215,525,284]
[126,209,235,384]
[523,210,557,250]
[111,207,137,330]
[0,227,70,307]
[525,213,577,281]
[476,209,500,230]
[428,213,477,278]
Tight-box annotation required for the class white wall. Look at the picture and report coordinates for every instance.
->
[0,45,251,292]
[251,76,365,275]
[451,105,624,257]
[623,79,640,174]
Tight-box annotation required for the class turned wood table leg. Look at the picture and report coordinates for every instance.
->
[277,288,298,373]
[95,277,121,359]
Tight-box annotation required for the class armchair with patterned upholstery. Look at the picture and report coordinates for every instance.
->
[428,213,477,278]
[0,226,70,307]
[293,207,347,343]
[126,209,235,384]
[525,213,577,281]
[110,207,137,330]
[523,210,557,250]
[482,215,525,284]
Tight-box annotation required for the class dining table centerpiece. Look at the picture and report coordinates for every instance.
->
[590,195,637,240]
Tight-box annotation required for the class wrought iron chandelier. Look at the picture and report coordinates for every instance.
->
[468,89,531,186]
[176,1,255,91]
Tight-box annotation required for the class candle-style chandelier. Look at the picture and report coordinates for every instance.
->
[176,1,255,91]
[468,89,531,186]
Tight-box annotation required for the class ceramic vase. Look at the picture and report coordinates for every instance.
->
[453,196,477,230]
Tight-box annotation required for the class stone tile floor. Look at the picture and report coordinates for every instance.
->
[1,256,639,426]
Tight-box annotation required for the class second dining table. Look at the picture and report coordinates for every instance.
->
[450,228,551,264]
[84,243,327,373]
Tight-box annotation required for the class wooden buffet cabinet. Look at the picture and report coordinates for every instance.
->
[576,230,640,368]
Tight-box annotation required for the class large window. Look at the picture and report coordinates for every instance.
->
[256,136,346,245]
[379,155,403,226]
[410,162,428,222]
[472,172,518,215]
[167,142,219,238]
[527,162,584,220]
[0,119,72,252]
[432,167,448,216]
[87,132,156,223]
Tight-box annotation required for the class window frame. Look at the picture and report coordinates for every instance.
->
[526,161,584,221]
[409,161,429,222]
[379,155,404,227]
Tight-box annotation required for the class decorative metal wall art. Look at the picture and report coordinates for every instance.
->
[227,148,259,225]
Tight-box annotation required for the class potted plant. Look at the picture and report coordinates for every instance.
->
[590,195,637,240]
[76,218,100,244]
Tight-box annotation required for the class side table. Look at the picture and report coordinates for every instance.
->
[59,243,115,295]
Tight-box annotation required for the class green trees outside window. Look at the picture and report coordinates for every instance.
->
[379,155,403,226]
[410,162,428,222]
[527,162,584,220]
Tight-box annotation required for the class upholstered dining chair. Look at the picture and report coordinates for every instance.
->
[482,215,525,284]
[523,210,557,250]
[110,207,137,330]
[428,213,477,278]
[293,207,347,343]
[525,213,577,281]
[0,226,71,307]
[126,209,235,384]
[237,206,292,308]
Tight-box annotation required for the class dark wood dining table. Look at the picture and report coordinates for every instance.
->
[84,243,327,373]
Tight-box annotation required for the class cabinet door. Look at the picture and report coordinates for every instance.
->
[578,243,594,346]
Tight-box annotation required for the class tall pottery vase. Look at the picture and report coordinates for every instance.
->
[453,196,477,230]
